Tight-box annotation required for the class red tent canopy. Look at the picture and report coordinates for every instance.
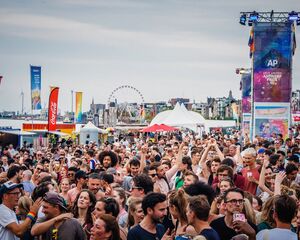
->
[141,124,178,132]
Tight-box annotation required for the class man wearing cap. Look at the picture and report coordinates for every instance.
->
[31,192,86,240]
[0,181,42,240]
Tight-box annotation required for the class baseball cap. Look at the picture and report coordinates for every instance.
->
[257,148,265,154]
[0,181,23,196]
[43,192,67,210]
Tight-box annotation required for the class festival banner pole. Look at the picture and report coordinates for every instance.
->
[48,87,59,132]
[75,92,83,123]
[30,65,42,131]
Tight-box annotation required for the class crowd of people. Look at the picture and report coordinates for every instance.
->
[0,126,300,240]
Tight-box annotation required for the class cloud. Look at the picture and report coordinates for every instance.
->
[0,9,244,58]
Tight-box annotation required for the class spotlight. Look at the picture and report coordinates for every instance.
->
[288,11,299,21]
[248,11,258,26]
[239,13,246,25]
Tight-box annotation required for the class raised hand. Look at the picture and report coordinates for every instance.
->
[275,171,286,184]
[30,197,43,215]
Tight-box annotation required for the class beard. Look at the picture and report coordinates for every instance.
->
[151,215,163,224]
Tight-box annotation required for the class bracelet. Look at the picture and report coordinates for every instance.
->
[28,211,37,218]
[26,212,36,221]
[26,214,35,221]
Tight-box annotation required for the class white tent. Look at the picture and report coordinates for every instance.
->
[150,103,205,131]
[180,103,205,125]
[151,110,172,125]
[79,122,107,144]
[163,103,199,126]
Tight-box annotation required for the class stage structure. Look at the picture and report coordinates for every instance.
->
[240,11,299,140]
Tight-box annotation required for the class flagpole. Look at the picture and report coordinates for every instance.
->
[30,65,34,131]
[21,91,24,115]
[71,90,74,123]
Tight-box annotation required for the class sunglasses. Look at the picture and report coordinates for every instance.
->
[130,186,143,191]
[225,199,245,205]
[7,191,21,196]
[150,174,158,177]
[36,167,43,171]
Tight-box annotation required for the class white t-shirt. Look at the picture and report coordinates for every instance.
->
[0,204,19,240]
[256,228,297,240]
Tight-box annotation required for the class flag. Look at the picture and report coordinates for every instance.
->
[75,92,83,123]
[231,102,238,120]
[48,87,59,131]
[30,66,42,110]
[140,105,145,119]
[248,27,254,58]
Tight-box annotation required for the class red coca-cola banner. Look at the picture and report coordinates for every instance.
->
[48,87,59,131]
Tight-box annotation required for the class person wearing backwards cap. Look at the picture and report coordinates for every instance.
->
[0,181,42,240]
[31,191,86,240]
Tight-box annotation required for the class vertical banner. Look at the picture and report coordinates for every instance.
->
[30,66,42,110]
[241,72,252,114]
[253,22,292,103]
[75,92,83,123]
[48,87,59,131]
[241,72,252,136]
[252,22,293,139]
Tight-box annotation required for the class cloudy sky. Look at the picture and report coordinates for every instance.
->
[0,0,299,113]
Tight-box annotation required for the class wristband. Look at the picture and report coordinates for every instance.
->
[28,211,37,217]
[26,212,36,221]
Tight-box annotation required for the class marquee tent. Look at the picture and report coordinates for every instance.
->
[79,122,107,144]
[150,102,205,130]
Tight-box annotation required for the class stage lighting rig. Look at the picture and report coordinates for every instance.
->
[239,11,300,26]
[288,11,299,21]
[239,14,246,25]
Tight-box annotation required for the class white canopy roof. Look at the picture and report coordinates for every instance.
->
[150,103,205,129]
[0,129,36,136]
[150,110,172,125]
[79,121,108,134]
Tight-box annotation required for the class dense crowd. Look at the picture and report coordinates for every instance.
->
[0,126,300,240]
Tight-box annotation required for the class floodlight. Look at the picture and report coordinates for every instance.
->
[240,14,246,25]
[288,11,299,21]
[248,11,258,26]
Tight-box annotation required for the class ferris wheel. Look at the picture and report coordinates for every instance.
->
[107,85,145,123]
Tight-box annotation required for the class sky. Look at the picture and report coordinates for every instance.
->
[0,0,299,114]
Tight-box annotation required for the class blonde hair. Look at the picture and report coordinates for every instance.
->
[18,196,33,215]
[243,198,256,224]
[260,196,276,227]
[127,197,143,229]
[210,195,225,215]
